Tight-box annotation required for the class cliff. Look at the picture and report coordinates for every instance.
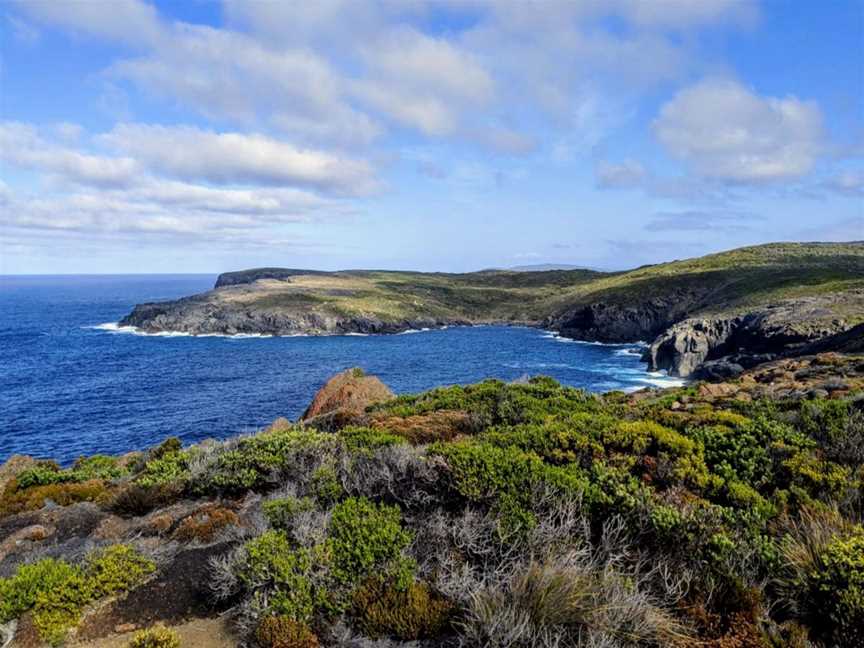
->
[120,242,864,376]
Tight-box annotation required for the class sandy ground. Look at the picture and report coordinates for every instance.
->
[71,617,237,648]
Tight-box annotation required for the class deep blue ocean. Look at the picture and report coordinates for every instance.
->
[0,275,682,464]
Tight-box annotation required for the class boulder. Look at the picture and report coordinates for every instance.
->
[301,368,394,430]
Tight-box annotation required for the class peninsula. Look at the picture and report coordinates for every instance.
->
[122,242,864,377]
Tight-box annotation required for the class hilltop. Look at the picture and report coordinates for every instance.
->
[121,242,864,376]
[1,357,863,647]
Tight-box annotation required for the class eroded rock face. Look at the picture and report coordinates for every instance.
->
[647,297,856,378]
[301,368,395,430]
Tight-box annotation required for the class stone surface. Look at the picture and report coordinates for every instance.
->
[301,368,394,427]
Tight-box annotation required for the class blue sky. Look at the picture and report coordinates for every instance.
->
[1,0,862,274]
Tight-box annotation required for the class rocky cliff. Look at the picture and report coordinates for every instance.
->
[119,242,864,377]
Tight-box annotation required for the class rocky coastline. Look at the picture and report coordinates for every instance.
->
[119,243,864,378]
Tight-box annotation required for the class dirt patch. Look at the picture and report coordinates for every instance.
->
[71,616,236,647]
[76,543,236,642]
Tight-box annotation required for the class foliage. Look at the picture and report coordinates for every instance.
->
[263,496,315,530]
[327,497,413,586]
[805,531,864,644]
[0,545,154,645]
[255,615,319,648]
[352,576,453,640]
[127,624,181,648]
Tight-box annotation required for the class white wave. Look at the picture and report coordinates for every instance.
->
[86,323,275,338]
[342,332,369,337]
[397,327,432,335]
[614,348,643,357]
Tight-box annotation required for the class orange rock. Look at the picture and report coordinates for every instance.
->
[301,368,394,429]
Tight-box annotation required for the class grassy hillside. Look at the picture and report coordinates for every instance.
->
[213,242,864,329]
[2,355,863,646]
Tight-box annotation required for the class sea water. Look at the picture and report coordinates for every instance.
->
[0,275,683,464]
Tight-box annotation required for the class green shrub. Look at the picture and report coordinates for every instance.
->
[87,544,156,596]
[127,624,181,648]
[310,464,343,505]
[0,545,154,645]
[14,461,65,488]
[806,532,864,643]
[200,428,335,494]
[256,615,319,648]
[352,576,453,639]
[340,426,404,453]
[136,450,191,489]
[263,496,315,529]
[327,497,413,586]
[238,531,316,621]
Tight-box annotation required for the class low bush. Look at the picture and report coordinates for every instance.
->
[0,545,154,645]
[127,624,181,648]
[352,576,453,640]
[172,506,239,542]
[255,615,319,648]
[263,496,315,530]
[0,478,108,516]
[236,531,318,621]
[327,497,414,587]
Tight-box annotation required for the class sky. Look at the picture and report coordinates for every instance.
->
[1,0,862,274]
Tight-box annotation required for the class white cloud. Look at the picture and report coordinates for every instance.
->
[654,78,824,183]
[102,124,377,195]
[353,28,494,136]
[13,0,163,47]
[595,159,647,189]
[0,122,139,188]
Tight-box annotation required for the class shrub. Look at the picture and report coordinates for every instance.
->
[14,461,65,488]
[0,545,155,645]
[127,624,181,648]
[263,496,315,530]
[199,428,335,494]
[340,426,404,453]
[310,464,343,505]
[238,531,316,621]
[327,497,413,586]
[136,450,191,489]
[805,532,864,643]
[0,478,108,516]
[256,615,319,648]
[352,576,453,639]
[173,506,239,542]
[87,544,156,596]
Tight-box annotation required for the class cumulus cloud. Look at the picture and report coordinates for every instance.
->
[0,122,139,188]
[101,124,377,195]
[654,78,824,183]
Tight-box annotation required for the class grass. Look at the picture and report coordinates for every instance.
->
[190,242,864,334]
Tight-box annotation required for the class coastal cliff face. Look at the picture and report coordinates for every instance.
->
[119,242,864,376]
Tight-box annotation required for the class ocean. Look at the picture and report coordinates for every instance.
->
[0,275,683,464]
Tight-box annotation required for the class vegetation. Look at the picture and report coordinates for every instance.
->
[0,545,154,645]
[127,624,181,648]
[127,242,864,336]
[2,352,863,646]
